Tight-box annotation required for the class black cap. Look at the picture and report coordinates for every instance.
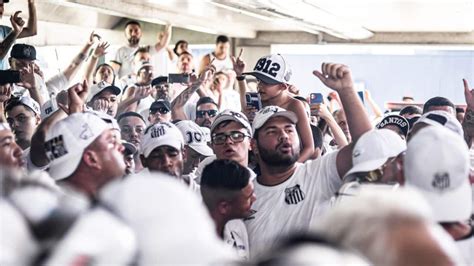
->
[376,115,410,138]
[150,99,171,111]
[11,44,36,60]
[151,76,168,87]
[196,96,217,108]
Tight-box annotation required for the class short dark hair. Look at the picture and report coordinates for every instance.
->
[117,111,146,124]
[178,51,193,58]
[173,40,188,56]
[125,20,141,28]
[423,97,455,114]
[133,46,150,56]
[200,159,250,209]
[216,35,229,44]
[399,105,422,116]
[196,97,217,109]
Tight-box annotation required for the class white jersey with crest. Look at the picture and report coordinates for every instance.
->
[245,151,342,258]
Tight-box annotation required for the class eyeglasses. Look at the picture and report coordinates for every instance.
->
[150,107,170,115]
[196,109,218,118]
[212,131,249,145]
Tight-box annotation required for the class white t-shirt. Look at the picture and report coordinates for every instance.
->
[45,207,137,265]
[245,151,342,258]
[209,53,233,72]
[151,48,171,77]
[113,45,137,79]
[456,229,474,266]
[224,219,249,261]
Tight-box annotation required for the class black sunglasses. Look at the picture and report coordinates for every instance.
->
[196,109,218,118]
[150,107,170,115]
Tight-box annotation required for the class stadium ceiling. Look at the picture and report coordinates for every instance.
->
[2,0,474,41]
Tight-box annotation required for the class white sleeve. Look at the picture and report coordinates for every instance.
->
[46,72,69,95]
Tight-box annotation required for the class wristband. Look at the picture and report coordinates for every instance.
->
[236,76,245,81]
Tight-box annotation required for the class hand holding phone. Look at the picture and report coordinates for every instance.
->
[245,92,262,111]
[309,93,323,105]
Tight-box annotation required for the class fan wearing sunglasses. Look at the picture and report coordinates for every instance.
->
[148,99,172,124]
[195,96,219,129]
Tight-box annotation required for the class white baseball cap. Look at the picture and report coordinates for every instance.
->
[175,120,214,157]
[252,106,298,135]
[404,126,472,222]
[140,122,184,158]
[243,54,292,85]
[134,61,153,74]
[210,109,252,137]
[6,96,41,116]
[87,81,121,102]
[415,110,463,137]
[44,112,109,180]
[344,129,407,180]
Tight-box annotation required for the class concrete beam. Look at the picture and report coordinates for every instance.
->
[54,0,257,38]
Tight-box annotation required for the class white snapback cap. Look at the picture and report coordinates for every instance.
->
[243,54,292,85]
[175,120,214,157]
[140,122,184,158]
[252,106,298,135]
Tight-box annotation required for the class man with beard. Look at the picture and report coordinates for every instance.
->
[245,62,372,258]
[111,21,170,79]
[195,96,219,129]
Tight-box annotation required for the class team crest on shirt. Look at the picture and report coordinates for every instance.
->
[285,184,305,205]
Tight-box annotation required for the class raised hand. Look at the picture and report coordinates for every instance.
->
[18,64,36,91]
[91,98,109,114]
[10,11,25,34]
[0,84,12,103]
[61,80,89,114]
[94,42,110,58]
[463,79,474,110]
[32,62,44,79]
[231,48,245,76]
[88,31,101,45]
[313,63,354,93]
[125,85,152,102]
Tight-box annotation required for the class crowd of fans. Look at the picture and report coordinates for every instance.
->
[0,0,473,265]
